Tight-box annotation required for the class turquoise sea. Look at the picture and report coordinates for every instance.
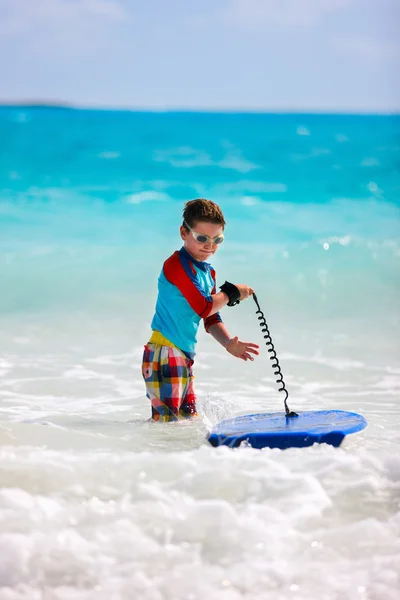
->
[0,107,399,599]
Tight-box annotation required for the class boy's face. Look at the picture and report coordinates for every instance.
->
[180,220,224,262]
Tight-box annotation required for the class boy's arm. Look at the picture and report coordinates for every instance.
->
[208,284,255,316]
[206,321,231,347]
[207,322,259,361]
[164,252,253,318]
[208,291,229,315]
[164,253,217,319]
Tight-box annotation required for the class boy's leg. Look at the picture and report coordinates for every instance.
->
[142,344,195,422]
[159,347,197,420]
[179,359,198,418]
[142,343,174,422]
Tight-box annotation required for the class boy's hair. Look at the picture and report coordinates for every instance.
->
[182,199,226,230]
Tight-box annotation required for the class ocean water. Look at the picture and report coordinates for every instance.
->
[0,107,399,600]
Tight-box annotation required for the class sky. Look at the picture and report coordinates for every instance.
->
[0,0,399,112]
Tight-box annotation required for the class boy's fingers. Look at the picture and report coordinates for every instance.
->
[241,343,259,352]
[247,348,259,355]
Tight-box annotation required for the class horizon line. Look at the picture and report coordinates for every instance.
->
[0,100,399,116]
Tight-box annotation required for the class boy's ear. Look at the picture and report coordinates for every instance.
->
[180,225,188,240]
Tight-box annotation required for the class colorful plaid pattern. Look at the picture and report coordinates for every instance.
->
[142,343,198,422]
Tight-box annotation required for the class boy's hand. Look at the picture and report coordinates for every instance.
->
[235,284,254,301]
[226,336,259,361]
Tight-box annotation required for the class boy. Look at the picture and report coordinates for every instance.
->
[142,198,259,422]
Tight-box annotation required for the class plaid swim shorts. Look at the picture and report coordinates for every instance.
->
[142,343,198,422]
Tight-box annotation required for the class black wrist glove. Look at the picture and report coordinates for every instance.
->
[219,281,241,307]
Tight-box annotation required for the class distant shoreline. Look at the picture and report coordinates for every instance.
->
[0,101,399,116]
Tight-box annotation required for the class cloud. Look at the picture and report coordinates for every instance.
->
[222,0,350,27]
[0,0,126,37]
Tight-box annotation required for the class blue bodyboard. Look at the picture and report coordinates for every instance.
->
[207,410,368,449]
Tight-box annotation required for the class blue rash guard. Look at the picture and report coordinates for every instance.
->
[150,247,223,355]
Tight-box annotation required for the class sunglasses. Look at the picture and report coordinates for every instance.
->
[184,221,224,245]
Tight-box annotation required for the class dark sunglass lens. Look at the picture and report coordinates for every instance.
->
[196,235,209,243]
[214,236,224,244]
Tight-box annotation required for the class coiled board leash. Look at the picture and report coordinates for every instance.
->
[253,293,298,418]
